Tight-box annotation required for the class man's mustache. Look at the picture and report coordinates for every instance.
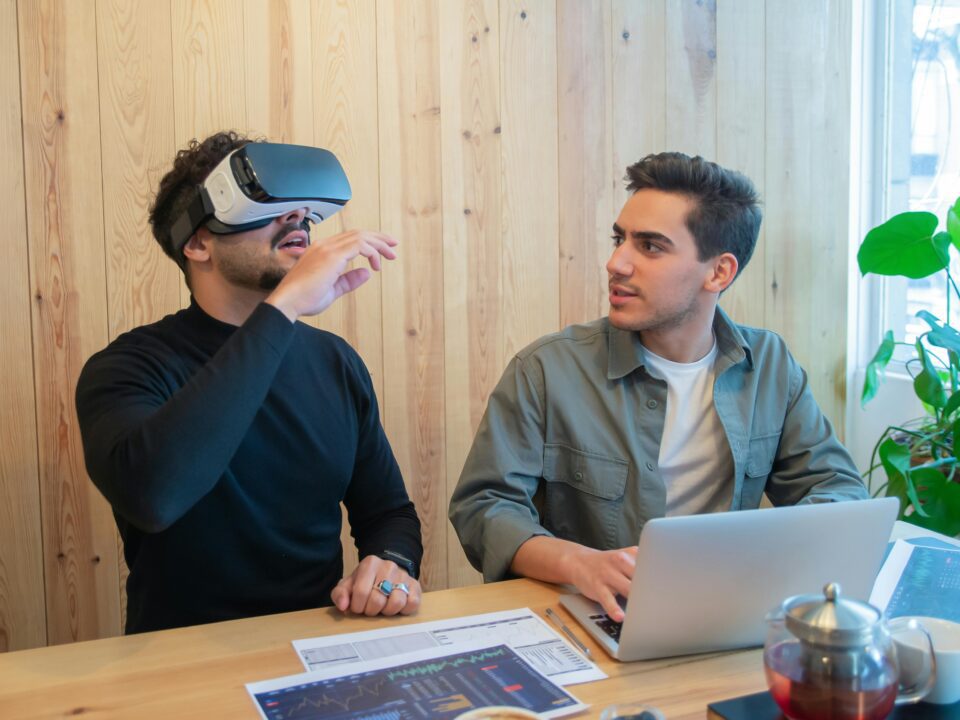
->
[270,220,312,250]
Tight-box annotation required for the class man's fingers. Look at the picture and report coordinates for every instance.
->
[596,588,625,623]
[349,561,379,614]
[335,557,419,617]
[331,577,353,612]
[612,551,636,581]
[355,238,399,272]
[399,582,421,615]
[363,583,389,617]
[610,572,632,600]
[333,268,371,299]
[381,587,407,616]
[328,229,398,249]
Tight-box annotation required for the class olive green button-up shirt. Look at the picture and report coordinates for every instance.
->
[448,309,868,582]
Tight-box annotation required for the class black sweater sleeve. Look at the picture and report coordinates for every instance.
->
[75,303,296,533]
[341,359,423,577]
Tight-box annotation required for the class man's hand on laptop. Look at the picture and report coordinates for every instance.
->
[564,545,637,622]
[511,536,637,622]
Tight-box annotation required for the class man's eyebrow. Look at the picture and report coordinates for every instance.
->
[611,223,674,246]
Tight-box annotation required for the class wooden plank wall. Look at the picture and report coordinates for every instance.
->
[0,0,852,649]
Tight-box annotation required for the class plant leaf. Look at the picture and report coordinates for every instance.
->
[858,211,947,278]
[954,418,960,462]
[944,392,960,422]
[948,196,960,250]
[903,469,931,518]
[879,438,909,516]
[914,340,947,408]
[903,468,960,536]
[917,310,960,356]
[862,330,896,406]
[878,437,911,476]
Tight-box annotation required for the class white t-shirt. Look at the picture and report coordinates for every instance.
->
[642,339,734,516]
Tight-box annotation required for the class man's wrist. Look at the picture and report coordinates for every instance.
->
[557,542,592,586]
[377,549,418,579]
[264,290,298,323]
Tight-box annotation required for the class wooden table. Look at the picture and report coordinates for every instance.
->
[0,578,766,719]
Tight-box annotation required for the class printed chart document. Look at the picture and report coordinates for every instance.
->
[870,538,960,622]
[292,608,606,685]
[247,642,587,720]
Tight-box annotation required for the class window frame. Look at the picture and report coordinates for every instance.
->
[846,0,926,481]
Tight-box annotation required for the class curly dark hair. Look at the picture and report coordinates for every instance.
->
[625,152,762,278]
[149,130,259,275]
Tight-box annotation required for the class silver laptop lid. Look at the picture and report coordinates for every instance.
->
[563,498,899,661]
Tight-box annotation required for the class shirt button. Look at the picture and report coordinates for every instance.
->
[646,399,658,409]
[645,461,655,471]
[574,471,584,481]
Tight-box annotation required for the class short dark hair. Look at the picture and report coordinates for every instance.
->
[149,130,256,276]
[625,152,762,276]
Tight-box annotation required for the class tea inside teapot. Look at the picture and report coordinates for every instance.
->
[765,635,898,720]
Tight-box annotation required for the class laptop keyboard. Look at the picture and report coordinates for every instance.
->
[590,613,623,642]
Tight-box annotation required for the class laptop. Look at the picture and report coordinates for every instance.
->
[559,497,899,661]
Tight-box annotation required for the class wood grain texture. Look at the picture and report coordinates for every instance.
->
[0,579,769,720]
[18,0,121,644]
[2,1,859,650]
[377,0,446,591]
[171,0,248,142]
[243,0,314,145]
[716,0,766,328]
[665,0,718,157]
[0,0,46,652]
[310,0,383,576]
[612,0,666,207]
[171,0,248,309]
[500,0,560,358]
[97,0,181,337]
[765,0,851,428]
[440,0,501,588]
[558,0,614,328]
[309,0,384,395]
[95,0,180,634]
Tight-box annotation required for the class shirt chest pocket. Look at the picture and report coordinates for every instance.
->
[541,444,628,548]
[740,433,780,509]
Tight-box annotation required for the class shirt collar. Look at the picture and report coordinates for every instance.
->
[606,306,753,381]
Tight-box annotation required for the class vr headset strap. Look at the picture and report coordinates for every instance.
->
[169,186,215,263]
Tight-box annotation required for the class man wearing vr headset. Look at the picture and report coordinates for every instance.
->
[76,131,423,633]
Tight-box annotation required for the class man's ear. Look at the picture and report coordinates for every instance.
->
[182,229,213,264]
[704,252,739,293]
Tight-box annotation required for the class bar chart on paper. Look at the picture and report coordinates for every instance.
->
[251,645,580,719]
[872,540,960,624]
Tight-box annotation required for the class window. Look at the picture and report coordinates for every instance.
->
[878,0,960,353]
[846,0,960,474]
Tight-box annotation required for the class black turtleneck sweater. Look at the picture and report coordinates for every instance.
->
[76,300,421,634]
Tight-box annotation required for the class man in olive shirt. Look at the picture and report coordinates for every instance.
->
[448,152,867,622]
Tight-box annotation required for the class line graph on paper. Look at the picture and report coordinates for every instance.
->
[291,609,606,686]
[253,645,578,720]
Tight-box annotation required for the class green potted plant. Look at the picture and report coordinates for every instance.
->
[858,197,960,537]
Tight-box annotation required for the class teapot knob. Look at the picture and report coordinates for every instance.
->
[823,582,841,602]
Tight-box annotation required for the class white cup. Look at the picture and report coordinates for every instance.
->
[898,617,960,705]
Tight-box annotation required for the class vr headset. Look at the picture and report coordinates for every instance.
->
[169,142,351,265]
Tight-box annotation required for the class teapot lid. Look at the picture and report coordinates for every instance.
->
[783,582,881,647]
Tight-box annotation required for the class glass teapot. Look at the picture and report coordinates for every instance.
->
[763,582,936,720]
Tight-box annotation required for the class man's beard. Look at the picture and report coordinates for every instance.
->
[216,221,309,291]
[255,268,286,291]
[609,289,700,334]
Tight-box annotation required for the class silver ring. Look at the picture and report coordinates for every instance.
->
[393,582,410,595]
[376,579,393,597]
